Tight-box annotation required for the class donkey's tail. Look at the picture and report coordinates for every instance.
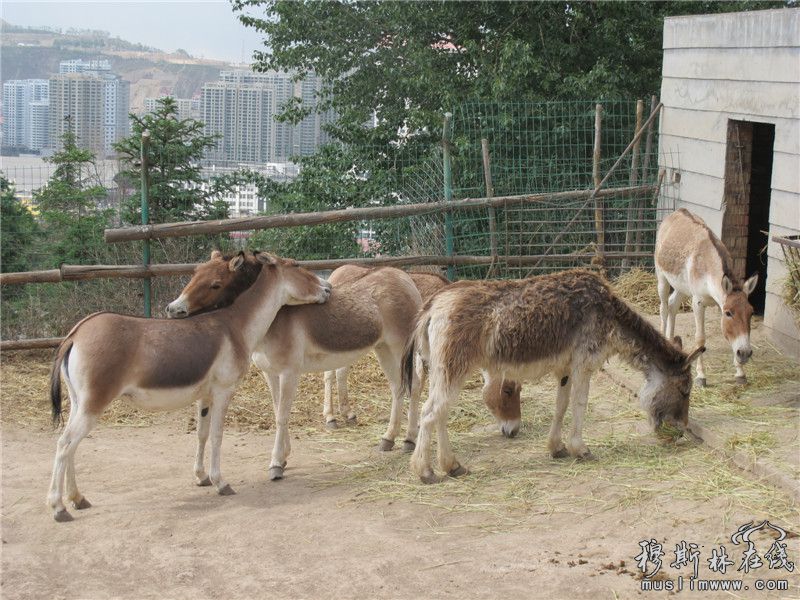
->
[50,340,73,427]
[402,311,431,397]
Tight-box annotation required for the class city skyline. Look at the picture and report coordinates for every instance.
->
[1,1,265,64]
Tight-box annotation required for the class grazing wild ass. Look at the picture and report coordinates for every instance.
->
[655,209,758,386]
[402,269,704,483]
[47,251,331,521]
[167,254,425,478]
[323,265,523,439]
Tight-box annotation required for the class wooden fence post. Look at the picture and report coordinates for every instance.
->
[592,103,605,264]
[442,112,455,280]
[481,138,499,277]
[141,130,152,317]
[622,100,644,270]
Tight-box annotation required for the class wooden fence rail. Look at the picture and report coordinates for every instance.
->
[104,185,655,244]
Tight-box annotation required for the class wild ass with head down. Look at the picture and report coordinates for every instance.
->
[655,209,758,386]
[323,265,523,439]
[402,269,704,483]
[46,251,331,521]
[167,253,425,478]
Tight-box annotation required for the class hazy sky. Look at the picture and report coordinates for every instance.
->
[1,0,266,64]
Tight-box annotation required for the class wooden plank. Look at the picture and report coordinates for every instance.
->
[661,77,800,120]
[104,185,654,244]
[663,47,800,84]
[0,269,61,285]
[1,337,63,351]
[658,134,727,179]
[663,10,799,50]
[659,107,799,153]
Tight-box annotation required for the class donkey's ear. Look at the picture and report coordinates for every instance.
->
[721,275,734,295]
[743,273,759,296]
[211,250,222,260]
[685,345,706,365]
[228,252,245,272]
[672,336,683,350]
[255,252,278,265]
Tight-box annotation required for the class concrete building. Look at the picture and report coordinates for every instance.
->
[2,79,49,152]
[49,62,129,157]
[201,70,332,165]
[144,97,201,121]
[657,8,800,356]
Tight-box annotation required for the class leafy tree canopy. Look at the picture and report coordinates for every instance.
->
[235,0,782,148]
[0,176,41,273]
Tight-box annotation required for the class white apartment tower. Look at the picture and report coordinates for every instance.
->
[2,79,50,151]
[48,61,130,157]
[201,70,332,165]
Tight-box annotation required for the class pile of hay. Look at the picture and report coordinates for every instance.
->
[612,268,691,315]
[782,252,800,327]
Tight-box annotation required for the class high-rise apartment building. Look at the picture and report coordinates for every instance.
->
[201,70,333,165]
[2,79,49,152]
[49,61,130,157]
[144,97,201,121]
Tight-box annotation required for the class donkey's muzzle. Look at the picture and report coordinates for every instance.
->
[501,420,520,438]
[735,348,752,364]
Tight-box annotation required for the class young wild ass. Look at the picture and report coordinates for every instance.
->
[402,269,704,483]
[47,251,331,521]
[323,266,523,439]
[655,209,758,386]
[167,254,425,478]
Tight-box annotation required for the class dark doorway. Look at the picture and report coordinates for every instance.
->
[720,120,774,315]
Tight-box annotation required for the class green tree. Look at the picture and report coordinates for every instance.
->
[34,125,112,266]
[235,0,781,149]
[0,176,41,273]
[114,97,234,225]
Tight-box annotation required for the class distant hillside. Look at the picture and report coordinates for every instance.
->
[1,22,241,111]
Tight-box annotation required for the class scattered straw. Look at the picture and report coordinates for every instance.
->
[611,268,688,314]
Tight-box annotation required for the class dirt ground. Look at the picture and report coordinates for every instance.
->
[2,312,799,599]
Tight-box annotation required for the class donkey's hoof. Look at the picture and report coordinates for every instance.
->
[72,497,92,510]
[448,464,469,478]
[378,438,395,452]
[54,509,73,522]
[694,377,707,388]
[577,450,596,461]
[325,420,338,430]
[551,447,569,459]
[346,415,358,425]
[419,472,440,485]
[218,484,236,496]
[269,466,285,481]
[196,476,212,487]
[735,376,748,385]
[402,440,416,453]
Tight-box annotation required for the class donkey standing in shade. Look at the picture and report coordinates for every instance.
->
[46,251,331,521]
[167,254,425,478]
[402,269,704,483]
[322,265,523,439]
[655,209,758,386]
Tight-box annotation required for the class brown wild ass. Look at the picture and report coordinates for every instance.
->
[655,209,758,386]
[47,252,331,521]
[402,269,704,483]
[167,254,425,477]
[323,266,523,439]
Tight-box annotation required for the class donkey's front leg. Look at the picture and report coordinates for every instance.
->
[566,369,594,460]
[194,398,212,486]
[692,297,708,387]
[269,371,299,480]
[547,373,572,459]
[207,391,235,496]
